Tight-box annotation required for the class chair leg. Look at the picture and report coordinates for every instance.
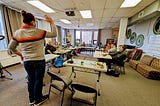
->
[61,91,65,106]
[58,68,60,73]
[122,66,125,74]
[48,79,52,99]
[120,66,125,74]
[70,99,73,106]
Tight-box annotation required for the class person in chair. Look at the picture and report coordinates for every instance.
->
[45,41,56,54]
[106,45,126,69]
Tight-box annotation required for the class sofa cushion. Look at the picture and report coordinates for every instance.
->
[140,55,154,65]
[137,64,160,79]
[150,59,160,70]
[129,60,141,69]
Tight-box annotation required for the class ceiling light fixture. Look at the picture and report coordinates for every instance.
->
[60,19,71,24]
[80,10,92,18]
[27,0,55,13]
[120,0,142,8]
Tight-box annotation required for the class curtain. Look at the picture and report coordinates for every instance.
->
[1,5,22,45]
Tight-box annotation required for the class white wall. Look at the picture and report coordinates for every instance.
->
[100,29,113,46]
[125,15,160,58]
[37,19,54,43]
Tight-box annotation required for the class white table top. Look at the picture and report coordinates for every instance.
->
[93,51,112,59]
[67,47,76,50]
[63,59,107,72]
[54,49,71,54]
[45,54,59,62]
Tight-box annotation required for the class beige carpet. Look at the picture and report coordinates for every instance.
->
[0,56,160,106]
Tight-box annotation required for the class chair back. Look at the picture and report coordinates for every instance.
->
[70,83,97,106]
[47,71,72,106]
[71,83,97,93]
[55,57,64,67]
[47,71,62,81]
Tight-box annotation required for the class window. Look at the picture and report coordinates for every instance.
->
[82,31,92,45]
[61,28,66,45]
[75,30,98,46]
[93,31,98,45]
[75,31,80,46]
[0,10,7,51]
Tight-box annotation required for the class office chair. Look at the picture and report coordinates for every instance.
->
[70,83,97,106]
[47,71,72,106]
[54,57,64,73]
[0,62,12,80]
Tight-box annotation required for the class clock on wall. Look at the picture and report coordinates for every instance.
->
[136,34,144,48]
[153,17,160,35]
[130,32,137,44]
[126,29,132,39]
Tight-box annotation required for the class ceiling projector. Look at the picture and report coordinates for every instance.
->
[65,11,75,16]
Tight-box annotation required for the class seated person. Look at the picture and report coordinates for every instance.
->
[99,45,126,70]
[53,41,59,48]
[112,45,126,61]
[45,41,57,54]
[81,42,86,47]
[107,45,126,69]
[108,43,117,55]
[104,43,111,52]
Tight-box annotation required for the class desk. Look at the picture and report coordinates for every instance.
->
[54,49,71,61]
[45,54,60,62]
[63,59,107,95]
[45,54,59,71]
[93,51,112,59]
[54,49,71,54]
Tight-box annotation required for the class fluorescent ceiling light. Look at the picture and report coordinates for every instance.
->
[80,10,92,18]
[120,0,142,8]
[27,0,55,13]
[60,19,71,24]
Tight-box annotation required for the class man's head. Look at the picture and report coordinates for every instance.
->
[118,45,125,52]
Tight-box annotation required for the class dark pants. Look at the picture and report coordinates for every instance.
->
[24,60,45,103]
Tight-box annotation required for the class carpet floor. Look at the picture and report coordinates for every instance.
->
[0,55,160,106]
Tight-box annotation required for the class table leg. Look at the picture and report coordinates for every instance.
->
[97,71,101,82]
[97,71,101,96]
[69,67,76,78]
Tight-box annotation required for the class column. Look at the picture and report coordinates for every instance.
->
[117,18,128,47]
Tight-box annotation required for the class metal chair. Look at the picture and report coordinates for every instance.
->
[70,83,97,106]
[47,71,72,106]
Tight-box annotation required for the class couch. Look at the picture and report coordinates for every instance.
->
[129,55,160,80]
[129,55,154,70]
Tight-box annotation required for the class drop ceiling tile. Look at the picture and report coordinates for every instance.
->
[90,0,107,9]
[103,9,117,18]
[105,0,123,9]
[73,0,91,10]
[92,10,103,18]
[114,8,133,18]
[110,18,120,23]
